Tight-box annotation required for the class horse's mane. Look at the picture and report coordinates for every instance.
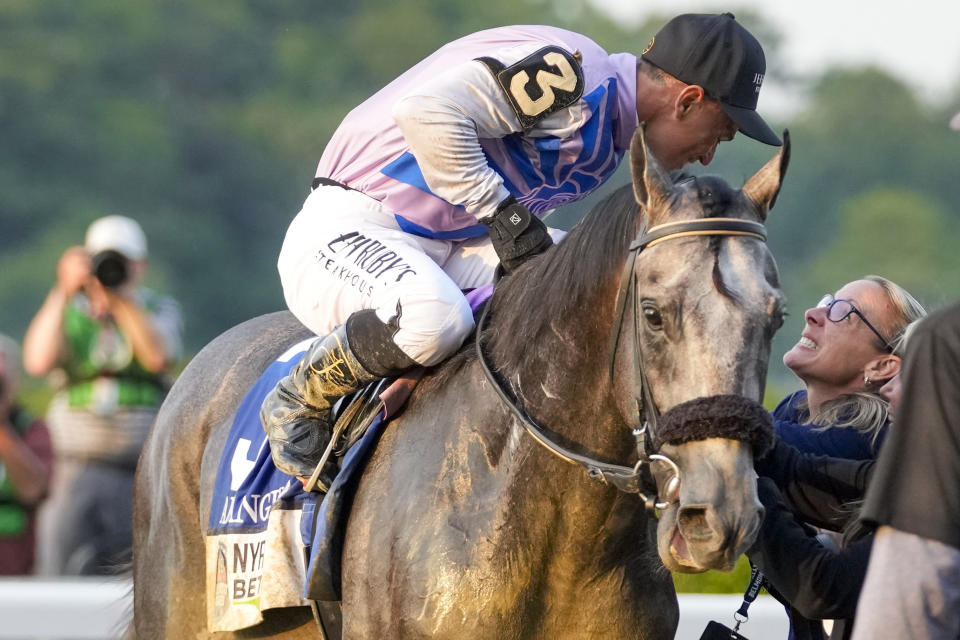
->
[484,185,643,374]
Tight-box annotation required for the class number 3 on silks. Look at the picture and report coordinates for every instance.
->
[477,46,585,130]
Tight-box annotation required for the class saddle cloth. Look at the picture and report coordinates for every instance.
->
[205,336,319,632]
[205,337,415,630]
[204,283,493,632]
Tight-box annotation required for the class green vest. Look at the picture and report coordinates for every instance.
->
[61,293,167,409]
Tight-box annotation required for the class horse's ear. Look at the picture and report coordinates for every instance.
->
[629,127,673,224]
[742,129,791,221]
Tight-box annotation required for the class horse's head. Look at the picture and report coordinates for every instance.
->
[619,129,789,573]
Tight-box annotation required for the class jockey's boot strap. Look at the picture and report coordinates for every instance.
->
[260,323,377,487]
[260,310,417,488]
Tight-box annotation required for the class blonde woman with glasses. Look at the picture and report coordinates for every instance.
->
[773,275,926,460]
[746,279,926,640]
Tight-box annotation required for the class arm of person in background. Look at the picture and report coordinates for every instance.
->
[102,286,172,374]
[853,526,960,640]
[748,477,873,621]
[25,247,177,376]
[0,408,51,508]
[143,294,183,371]
[22,246,90,376]
[853,301,960,640]
[755,436,874,530]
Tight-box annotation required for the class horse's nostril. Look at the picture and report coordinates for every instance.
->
[677,505,714,541]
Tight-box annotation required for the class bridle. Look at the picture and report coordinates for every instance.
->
[476,215,767,511]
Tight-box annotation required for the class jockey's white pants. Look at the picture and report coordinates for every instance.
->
[278,184,563,366]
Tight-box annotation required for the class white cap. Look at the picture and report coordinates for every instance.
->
[951,111,960,131]
[85,215,147,260]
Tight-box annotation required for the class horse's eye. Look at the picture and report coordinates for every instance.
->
[642,304,664,330]
[771,308,787,332]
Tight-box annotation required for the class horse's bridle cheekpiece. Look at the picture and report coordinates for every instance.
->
[477,216,773,512]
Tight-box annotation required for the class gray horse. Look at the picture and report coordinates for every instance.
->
[132,129,789,639]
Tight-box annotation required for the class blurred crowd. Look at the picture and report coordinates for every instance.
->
[1,215,181,576]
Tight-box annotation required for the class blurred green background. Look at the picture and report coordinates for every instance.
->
[3,0,960,592]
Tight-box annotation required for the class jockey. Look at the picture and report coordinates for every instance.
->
[261,14,782,487]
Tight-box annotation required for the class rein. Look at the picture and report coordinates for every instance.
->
[476,216,767,511]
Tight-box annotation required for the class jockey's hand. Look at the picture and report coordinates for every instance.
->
[482,197,553,273]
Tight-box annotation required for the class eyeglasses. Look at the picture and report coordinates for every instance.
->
[816,294,893,352]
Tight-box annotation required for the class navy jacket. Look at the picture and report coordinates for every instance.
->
[773,391,886,461]
[751,439,877,640]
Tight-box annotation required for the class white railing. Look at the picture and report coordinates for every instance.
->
[0,578,789,639]
[0,577,131,639]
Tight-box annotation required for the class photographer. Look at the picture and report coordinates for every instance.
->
[23,215,182,575]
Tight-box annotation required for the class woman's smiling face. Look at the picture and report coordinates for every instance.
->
[783,279,894,391]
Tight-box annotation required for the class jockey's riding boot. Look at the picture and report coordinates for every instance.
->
[260,309,417,489]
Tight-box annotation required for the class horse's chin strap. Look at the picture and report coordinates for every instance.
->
[477,216,768,512]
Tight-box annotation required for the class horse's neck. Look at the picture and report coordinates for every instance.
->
[457,358,655,576]
[439,275,647,549]
[495,299,635,465]
[464,324,642,525]
[386,349,658,610]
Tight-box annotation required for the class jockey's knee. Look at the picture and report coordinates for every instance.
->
[382,294,474,367]
[345,309,418,376]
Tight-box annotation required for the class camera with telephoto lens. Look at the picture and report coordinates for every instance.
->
[91,250,130,289]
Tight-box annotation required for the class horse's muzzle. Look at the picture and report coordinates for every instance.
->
[674,501,764,571]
